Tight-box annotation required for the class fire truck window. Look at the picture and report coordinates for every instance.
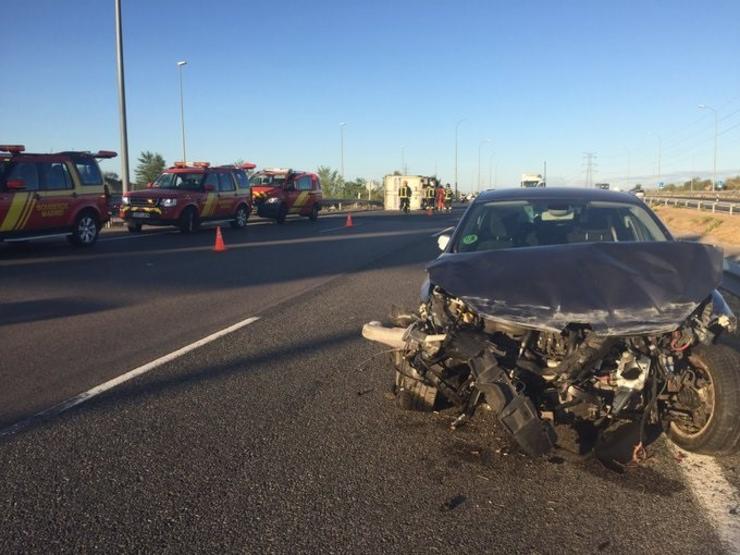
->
[218,172,235,192]
[234,170,250,189]
[297,176,312,191]
[7,163,40,190]
[75,159,103,186]
[203,172,219,191]
[40,162,73,190]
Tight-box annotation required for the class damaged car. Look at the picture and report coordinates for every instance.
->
[363,188,739,460]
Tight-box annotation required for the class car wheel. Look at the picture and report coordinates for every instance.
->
[668,344,740,455]
[392,352,437,412]
[127,223,142,233]
[179,207,198,233]
[276,204,287,224]
[308,204,319,222]
[69,211,100,247]
[230,204,249,229]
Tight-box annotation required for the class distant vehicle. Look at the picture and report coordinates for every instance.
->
[595,183,610,190]
[0,144,114,246]
[121,161,254,233]
[251,169,322,223]
[629,185,645,200]
[521,173,545,188]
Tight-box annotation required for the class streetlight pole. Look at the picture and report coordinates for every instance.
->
[699,104,718,191]
[401,145,406,175]
[177,60,187,164]
[339,122,347,180]
[114,0,130,193]
[488,152,494,188]
[477,138,491,193]
[454,119,465,197]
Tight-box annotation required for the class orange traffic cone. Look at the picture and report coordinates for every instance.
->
[345,214,353,227]
[426,207,433,216]
[213,226,227,252]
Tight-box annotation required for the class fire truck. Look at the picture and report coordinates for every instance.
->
[0,144,114,246]
[121,161,254,233]
[251,169,322,223]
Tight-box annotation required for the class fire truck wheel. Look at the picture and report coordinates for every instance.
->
[127,223,142,233]
[230,204,249,229]
[308,204,319,221]
[179,207,198,233]
[69,211,100,247]
[276,204,288,224]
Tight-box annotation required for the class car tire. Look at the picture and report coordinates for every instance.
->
[668,344,740,455]
[179,207,198,233]
[276,203,288,224]
[69,211,100,247]
[392,353,437,412]
[127,223,142,233]
[230,204,249,229]
[308,204,319,222]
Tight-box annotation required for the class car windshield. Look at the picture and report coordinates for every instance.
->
[252,173,286,186]
[153,172,204,190]
[454,199,669,253]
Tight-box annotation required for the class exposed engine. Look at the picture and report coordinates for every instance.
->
[363,287,737,459]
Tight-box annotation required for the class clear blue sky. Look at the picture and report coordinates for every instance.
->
[2,0,740,191]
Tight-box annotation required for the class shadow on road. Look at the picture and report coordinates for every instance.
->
[0,297,119,327]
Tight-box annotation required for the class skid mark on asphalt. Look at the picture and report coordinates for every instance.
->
[0,315,261,438]
[669,444,740,553]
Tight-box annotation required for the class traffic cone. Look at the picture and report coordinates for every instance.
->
[345,214,353,227]
[426,207,433,216]
[213,226,227,252]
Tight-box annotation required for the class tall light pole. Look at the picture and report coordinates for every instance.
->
[699,104,718,191]
[488,151,495,188]
[177,60,188,164]
[401,145,406,174]
[454,119,466,197]
[114,0,130,193]
[339,122,347,180]
[477,138,491,192]
[625,146,631,183]
[650,133,662,186]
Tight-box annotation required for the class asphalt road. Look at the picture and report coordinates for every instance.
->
[1,208,739,553]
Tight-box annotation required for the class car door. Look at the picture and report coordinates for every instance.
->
[199,171,220,219]
[216,171,238,218]
[30,160,77,231]
[0,161,37,233]
[289,174,312,215]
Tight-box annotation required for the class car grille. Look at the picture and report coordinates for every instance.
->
[130,197,158,207]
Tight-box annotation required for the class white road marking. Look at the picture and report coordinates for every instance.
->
[0,316,261,438]
[669,443,740,553]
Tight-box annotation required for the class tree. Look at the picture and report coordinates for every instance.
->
[317,166,343,198]
[135,151,166,188]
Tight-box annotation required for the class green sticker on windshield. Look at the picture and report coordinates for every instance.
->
[462,234,478,245]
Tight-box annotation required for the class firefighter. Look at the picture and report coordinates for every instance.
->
[444,183,453,212]
[424,180,435,209]
[399,180,411,213]
[435,181,445,212]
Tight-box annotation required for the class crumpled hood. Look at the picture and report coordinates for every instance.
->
[426,241,724,336]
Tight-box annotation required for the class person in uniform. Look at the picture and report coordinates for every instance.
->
[435,181,445,212]
[399,180,411,213]
[444,183,453,212]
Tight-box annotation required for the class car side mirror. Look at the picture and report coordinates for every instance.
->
[6,178,25,190]
[204,184,215,192]
[437,233,451,251]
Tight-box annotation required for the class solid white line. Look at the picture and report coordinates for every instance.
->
[669,443,740,553]
[0,315,261,438]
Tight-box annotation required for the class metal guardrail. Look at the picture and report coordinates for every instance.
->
[646,195,739,216]
[322,198,383,211]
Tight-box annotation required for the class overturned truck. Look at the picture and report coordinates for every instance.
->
[363,190,739,460]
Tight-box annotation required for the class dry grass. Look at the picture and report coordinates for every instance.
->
[652,206,740,246]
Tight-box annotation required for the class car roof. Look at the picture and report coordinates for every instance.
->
[474,187,643,205]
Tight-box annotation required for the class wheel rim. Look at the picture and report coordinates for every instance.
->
[670,358,716,438]
[78,216,97,243]
[237,208,247,227]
